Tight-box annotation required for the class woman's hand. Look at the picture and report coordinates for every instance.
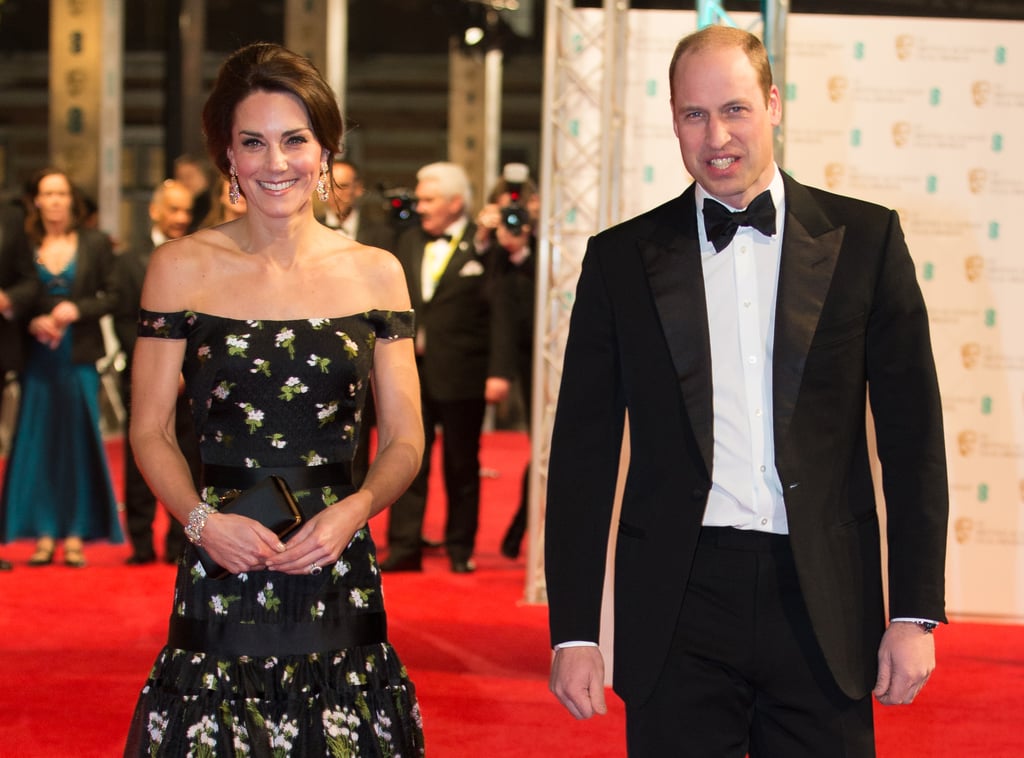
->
[197,512,287,576]
[50,300,81,327]
[265,490,374,576]
[29,314,64,349]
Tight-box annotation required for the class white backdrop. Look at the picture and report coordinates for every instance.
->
[573,10,1024,620]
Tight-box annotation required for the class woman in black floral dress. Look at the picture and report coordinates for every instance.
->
[124,43,425,756]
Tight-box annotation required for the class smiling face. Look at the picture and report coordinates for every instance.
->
[670,42,781,208]
[226,89,327,219]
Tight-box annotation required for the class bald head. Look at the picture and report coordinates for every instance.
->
[150,179,194,240]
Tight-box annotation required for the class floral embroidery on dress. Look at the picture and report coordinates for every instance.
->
[126,309,423,757]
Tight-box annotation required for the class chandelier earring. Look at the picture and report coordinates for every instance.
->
[228,165,241,205]
[316,160,330,202]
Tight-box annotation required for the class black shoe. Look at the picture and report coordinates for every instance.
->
[0,558,12,571]
[63,547,87,568]
[500,536,521,560]
[380,554,422,572]
[450,558,476,574]
[125,554,156,566]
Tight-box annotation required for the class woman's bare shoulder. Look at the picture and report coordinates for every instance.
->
[346,243,411,311]
[140,232,233,311]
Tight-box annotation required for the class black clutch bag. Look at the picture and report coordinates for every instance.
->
[197,475,303,579]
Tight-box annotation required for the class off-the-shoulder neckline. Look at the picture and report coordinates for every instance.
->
[141,308,412,324]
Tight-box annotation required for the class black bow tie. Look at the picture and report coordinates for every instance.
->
[426,232,453,243]
[702,190,777,253]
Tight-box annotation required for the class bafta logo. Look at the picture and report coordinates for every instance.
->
[824,163,844,189]
[954,517,973,545]
[827,76,848,103]
[964,255,985,283]
[895,34,915,61]
[957,430,978,457]
[65,68,87,98]
[968,168,988,194]
[891,122,911,148]
[961,343,981,369]
[971,80,991,107]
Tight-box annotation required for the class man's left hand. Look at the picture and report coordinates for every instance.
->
[872,621,936,705]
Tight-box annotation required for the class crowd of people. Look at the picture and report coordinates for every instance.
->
[0,26,949,757]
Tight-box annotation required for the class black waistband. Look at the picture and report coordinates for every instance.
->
[201,462,352,491]
[167,611,387,657]
[698,526,791,552]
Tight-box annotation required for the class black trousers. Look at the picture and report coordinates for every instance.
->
[123,384,200,560]
[626,527,875,758]
[387,392,486,563]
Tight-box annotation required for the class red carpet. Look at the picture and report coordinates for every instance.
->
[1,431,1023,756]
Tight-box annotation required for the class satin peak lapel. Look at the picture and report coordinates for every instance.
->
[640,197,714,475]
[773,182,844,439]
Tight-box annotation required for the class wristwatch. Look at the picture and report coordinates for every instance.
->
[914,621,938,633]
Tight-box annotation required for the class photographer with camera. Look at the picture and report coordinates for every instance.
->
[384,161,516,574]
[474,164,540,560]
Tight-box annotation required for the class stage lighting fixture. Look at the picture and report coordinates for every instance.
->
[458,0,522,52]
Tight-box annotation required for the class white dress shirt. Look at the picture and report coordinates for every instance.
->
[421,218,467,302]
[696,167,789,534]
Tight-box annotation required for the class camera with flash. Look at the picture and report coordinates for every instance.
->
[499,163,530,236]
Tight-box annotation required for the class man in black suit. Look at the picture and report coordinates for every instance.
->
[323,158,395,252]
[472,170,540,560]
[545,26,948,756]
[0,200,38,571]
[384,161,515,573]
[112,179,201,565]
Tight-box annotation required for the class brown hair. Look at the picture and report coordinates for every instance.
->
[202,42,344,181]
[668,26,773,105]
[23,167,88,246]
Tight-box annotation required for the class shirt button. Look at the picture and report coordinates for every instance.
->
[755,408,762,417]
[743,300,751,308]
[760,465,766,472]
[748,356,757,364]
[760,518,768,526]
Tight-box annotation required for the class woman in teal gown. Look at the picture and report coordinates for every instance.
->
[0,168,122,566]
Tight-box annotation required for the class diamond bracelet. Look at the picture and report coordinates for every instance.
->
[184,502,217,546]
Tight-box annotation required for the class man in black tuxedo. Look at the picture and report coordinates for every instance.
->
[112,179,201,565]
[0,200,38,571]
[384,161,515,573]
[545,26,948,756]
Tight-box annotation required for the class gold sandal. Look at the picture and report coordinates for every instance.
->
[63,540,87,569]
[63,542,87,568]
[28,541,55,567]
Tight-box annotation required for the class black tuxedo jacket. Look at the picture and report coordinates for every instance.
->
[110,235,156,365]
[0,204,38,374]
[354,215,397,253]
[393,222,515,401]
[545,172,948,704]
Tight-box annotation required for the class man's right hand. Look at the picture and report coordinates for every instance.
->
[550,645,608,720]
